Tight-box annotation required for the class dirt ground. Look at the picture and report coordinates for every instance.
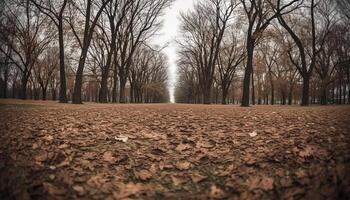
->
[0,100,349,200]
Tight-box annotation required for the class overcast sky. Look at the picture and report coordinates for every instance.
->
[153,0,196,103]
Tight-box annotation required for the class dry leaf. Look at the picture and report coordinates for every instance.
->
[134,169,152,181]
[175,143,191,151]
[113,183,144,199]
[115,135,128,143]
[43,182,66,195]
[175,161,191,170]
[103,151,116,163]
[209,185,227,199]
[72,185,85,196]
[249,131,258,137]
[190,172,207,183]
[299,145,315,158]
[171,175,187,186]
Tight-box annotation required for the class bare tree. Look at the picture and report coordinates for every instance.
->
[0,0,53,99]
[217,32,245,104]
[276,0,336,105]
[68,0,112,104]
[30,0,69,103]
[240,0,301,106]
[179,0,236,104]
[33,47,59,100]
[115,0,171,103]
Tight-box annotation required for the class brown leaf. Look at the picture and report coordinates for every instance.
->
[190,172,207,183]
[113,183,145,199]
[34,151,48,162]
[175,161,191,170]
[209,185,227,199]
[260,177,274,190]
[72,185,85,196]
[103,151,116,163]
[299,145,315,158]
[134,169,152,181]
[247,176,274,191]
[43,182,66,195]
[175,143,191,151]
[171,175,187,186]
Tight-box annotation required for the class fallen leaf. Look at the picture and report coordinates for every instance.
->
[190,172,207,183]
[171,175,187,186]
[260,177,274,190]
[209,185,227,199]
[103,151,116,163]
[72,185,85,196]
[175,143,191,151]
[175,161,191,170]
[34,152,48,162]
[249,131,258,137]
[299,145,315,158]
[134,169,152,181]
[247,176,274,191]
[43,182,66,195]
[113,183,145,199]
[115,135,128,143]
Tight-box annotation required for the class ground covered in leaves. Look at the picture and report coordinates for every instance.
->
[0,100,349,200]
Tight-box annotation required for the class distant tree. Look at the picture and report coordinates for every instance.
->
[30,0,69,103]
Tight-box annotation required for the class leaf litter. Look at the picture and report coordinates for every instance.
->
[0,100,349,199]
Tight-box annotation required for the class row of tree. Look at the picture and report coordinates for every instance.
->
[175,0,350,106]
[0,0,171,104]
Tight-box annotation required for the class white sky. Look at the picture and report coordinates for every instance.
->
[153,0,196,103]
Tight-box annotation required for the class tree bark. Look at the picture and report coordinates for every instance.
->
[301,75,310,106]
[119,75,127,103]
[251,67,255,105]
[241,38,254,107]
[20,76,28,100]
[72,51,88,104]
[58,21,68,103]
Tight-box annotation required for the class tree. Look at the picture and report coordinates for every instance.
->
[217,32,245,104]
[30,0,69,103]
[240,0,301,106]
[98,0,131,103]
[33,47,59,100]
[116,0,171,103]
[68,0,112,104]
[179,0,236,104]
[0,0,52,99]
[276,0,336,105]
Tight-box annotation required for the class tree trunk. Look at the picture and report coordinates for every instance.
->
[288,88,293,105]
[281,91,286,105]
[119,77,127,103]
[52,88,57,101]
[301,75,310,106]
[251,68,255,105]
[112,69,118,103]
[3,66,9,98]
[221,87,228,105]
[20,77,28,100]
[99,72,109,103]
[72,48,89,104]
[270,78,274,105]
[320,84,327,105]
[58,21,68,103]
[241,39,254,107]
[203,83,211,104]
[42,87,47,100]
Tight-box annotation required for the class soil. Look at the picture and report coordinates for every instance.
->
[0,100,349,199]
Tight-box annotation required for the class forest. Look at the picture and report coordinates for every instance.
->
[175,0,350,106]
[0,0,171,104]
[0,0,350,199]
[0,0,349,106]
